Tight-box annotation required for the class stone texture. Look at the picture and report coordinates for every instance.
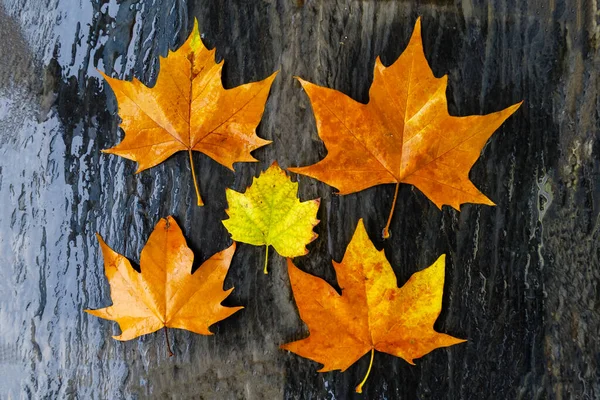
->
[0,0,598,398]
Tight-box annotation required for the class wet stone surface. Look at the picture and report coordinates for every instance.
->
[0,0,599,399]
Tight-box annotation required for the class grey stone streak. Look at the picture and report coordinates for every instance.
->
[0,0,598,399]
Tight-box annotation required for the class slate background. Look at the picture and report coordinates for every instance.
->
[0,0,598,399]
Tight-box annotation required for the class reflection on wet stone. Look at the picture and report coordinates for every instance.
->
[0,0,598,398]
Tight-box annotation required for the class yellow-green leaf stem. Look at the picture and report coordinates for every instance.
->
[264,245,270,274]
[355,348,375,393]
[188,149,203,206]
[382,183,399,239]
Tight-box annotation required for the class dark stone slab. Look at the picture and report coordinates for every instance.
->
[0,0,598,398]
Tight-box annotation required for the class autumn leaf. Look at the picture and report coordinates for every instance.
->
[222,163,320,274]
[281,219,465,393]
[100,20,277,206]
[289,18,521,238]
[85,216,242,356]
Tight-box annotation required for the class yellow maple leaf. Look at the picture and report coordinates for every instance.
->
[281,219,465,393]
[289,18,521,237]
[85,216,242,356]
[101,20,277,206]
[222,163,320,274]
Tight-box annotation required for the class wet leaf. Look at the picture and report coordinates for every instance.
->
[86,216,242,355]
[101,20,276,206]
[222,163,320,274]
[281,219,465,393]
[289,18,521,238]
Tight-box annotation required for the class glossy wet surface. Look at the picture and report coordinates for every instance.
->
[0,0,598,398]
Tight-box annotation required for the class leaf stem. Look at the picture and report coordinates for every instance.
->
[355,348,375,393]
[382,183,399,239]
[164,326,174,357]
[188,149,203,206]
[263,245,269,275]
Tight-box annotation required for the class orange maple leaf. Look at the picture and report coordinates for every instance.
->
[85,216,243,356]
[289,18,521,237]
[281,219,465,393]
[101,20,276,206]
